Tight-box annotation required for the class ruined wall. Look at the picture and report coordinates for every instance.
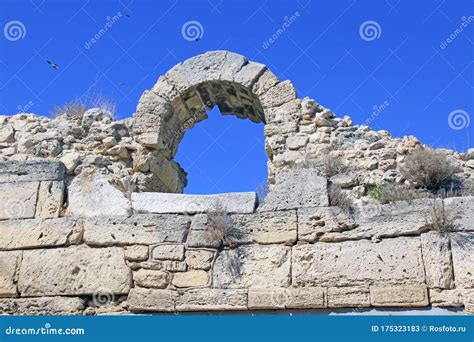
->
[0,161,473,315]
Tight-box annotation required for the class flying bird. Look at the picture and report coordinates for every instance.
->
[123,13,131,18]
[46,60,59,69]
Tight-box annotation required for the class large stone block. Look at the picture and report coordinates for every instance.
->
[321,199,432,242]
[35,181,64,218]
[18,246,131,296]
[420,231,454,289]
[0,182,39,220]
[230,211,297,245]
[0,218,78,250]
[0,160,64,183]
[131,192,257,214]
[176,289,247,311]
[450,232,474,288]
[66,174,131,217]
[258,169,328,211]
[151,244,185,261]
[285,287,326,309]
[444,196,474,231]
[429,288,473,307]
[0,251,21,297]
[213,245,291,288]
[370,285,429,307]
[0,297,85,315]
[327,286,370,308]
[127,288,178,312]
[258,80,296,108]
[83,215,190,246]
[292,237,425,287]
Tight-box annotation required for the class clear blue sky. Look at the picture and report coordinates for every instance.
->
[1,0,472,194]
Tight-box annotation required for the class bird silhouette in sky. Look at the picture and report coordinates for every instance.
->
[46,60,59,69]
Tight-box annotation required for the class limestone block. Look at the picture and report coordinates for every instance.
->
[186,230,222,249]
[60,152,81,174]
[321,199,432,242]
[66,174,131,217]
[258,169,328,211]
[185,249,214,270]
[151,244,185,261]
[129,260,187,272]
[230,211,297,245]
[264,121,298,136]
[172,270,209,288]
[286,135,309,150]
[132,192,257,214]
[444,196,474,231]
[127,288,178,312]
[292,237,425,287]
[0,297,85,315]
[0,182,39,220]
[0,251,21,297]
[297,207,357,243]
[213,245,291,288]
[370,285,429,307]
[285,287,326,309]
[248,287,287,309]
[0,160,65,183]
[327,286,370,308]
[429,289,473,307]
[175,289,247,311]
[259,80,296,108]
[133,269,170,289]
[251,69,279,96]
[83,215,190,246]
[0,218,78,250]
[420,231,454,289]
[234,61,267,87]
[450,232,474,288]
[18,246,131,296]
[35,181,64,218]
[124,245,149,261]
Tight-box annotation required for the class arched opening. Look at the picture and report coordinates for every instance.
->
[132,51,299,194]
[175,106,267,194]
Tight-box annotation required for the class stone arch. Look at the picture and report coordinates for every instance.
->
[132,51,301,193]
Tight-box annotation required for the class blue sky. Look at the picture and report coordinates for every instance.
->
[0,0,472,194]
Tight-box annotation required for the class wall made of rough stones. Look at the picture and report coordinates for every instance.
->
[0,160,473,315]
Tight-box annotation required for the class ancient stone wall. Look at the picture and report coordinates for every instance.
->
[0,160,473,315]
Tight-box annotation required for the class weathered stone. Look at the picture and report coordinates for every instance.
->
[259,80,296,108]
[172,270,209,288]
[327,286,370,308]
[83,215,190,246]
[127,288,178,312]
[0,251,21,297]
[248,287,287,309]
[259,169,328,211]
[176,289,247,311]
[421,232,454,289]
[230,211,297,245]
[124,245,149,261]
[292,238,425,287]
[133,260,187,272]
[133,269,170,289]
[0,297,85,315]
[0,218,77,250]
[370,285,429,306]
[286,135,309,150]
[60,152,81,174]
[450,232,474,288]
[429,288,472,307]
[151,244,185,261]
[444,196,474,231]
[132,192,257,214]
[35,181,64,218]
[185,249,214,270]
[186,230,222,248]
[321,199,432,242]
[251,69,279,96]
[213,245,291,288]
[234,61,266,87]
[0,182,39,219]
[285,287,326,309]
[297,207,357,243]
[66,174,131,217]
[18,246,131,296]
[0,160,65,183]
